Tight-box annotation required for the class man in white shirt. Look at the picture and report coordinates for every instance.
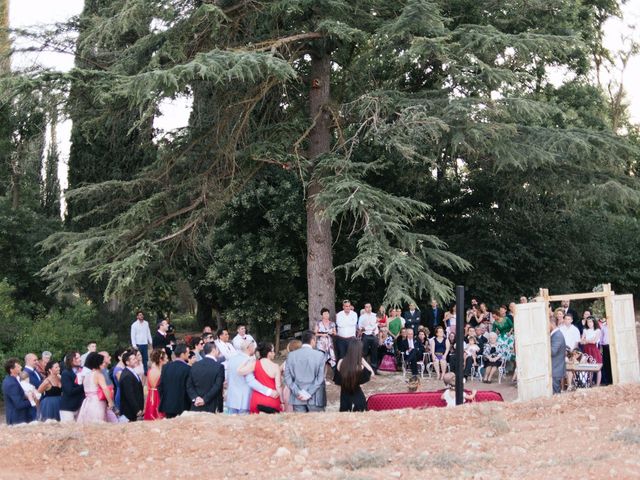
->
[335,299,358,361]
[130,311,153,375]
[232,323,256,351]
[558,312,580,351]
[358,303,379,372]
[79,341,97,366]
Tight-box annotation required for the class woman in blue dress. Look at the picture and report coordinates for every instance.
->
[37,360,62,421]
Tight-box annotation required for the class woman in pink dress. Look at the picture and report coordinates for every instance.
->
[144,349,168,420]
[77,352,114,423]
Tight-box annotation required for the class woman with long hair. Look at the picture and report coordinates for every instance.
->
[334,338,374,412]
[77,352,114,423]
[37,360,62,421]
[111,347,127,411]
[581,316,602,386]
[144,348,168,420]
[240,342,282,414]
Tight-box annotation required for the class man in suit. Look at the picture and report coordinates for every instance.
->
[158,343,192,418]
[59,351,85,422]
[550,315,567,394]
[23,353,43,421]
[425,299,444,334]
[153,319,173,360]
[226,339,278,414]
[397,328,425,377]
[2,358,33,425]
[187,342,225,413]
[119,349,145,421]
[402,303,421,335]
[284,330,327,412]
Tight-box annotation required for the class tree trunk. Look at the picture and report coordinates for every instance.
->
[275,315,281,355]
[306,52,335,329]
[196,295,214,328]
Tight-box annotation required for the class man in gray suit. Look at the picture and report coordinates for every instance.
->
[550,315,567,394]
[284,330,326,412]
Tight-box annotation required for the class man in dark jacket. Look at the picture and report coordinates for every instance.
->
[158,343,191,418]
[2,358,33,425]
[397,329,425,376]
[119,349,145,421]
[59,351,85,422]
[187,342,225,413]
[152,319,173,360]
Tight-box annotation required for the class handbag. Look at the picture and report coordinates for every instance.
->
[97,384,114,402]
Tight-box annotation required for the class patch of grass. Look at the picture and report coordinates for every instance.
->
[611,428,640,445]
[334,451,388,470]
[430,453,469,470]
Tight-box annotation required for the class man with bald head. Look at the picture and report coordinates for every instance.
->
[23,353,42,389]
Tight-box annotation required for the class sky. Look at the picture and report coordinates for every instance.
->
[8,0,640,195]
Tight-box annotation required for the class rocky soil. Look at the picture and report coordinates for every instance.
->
[1,380,638,480]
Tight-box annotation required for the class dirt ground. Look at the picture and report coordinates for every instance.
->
[1,378,639,479]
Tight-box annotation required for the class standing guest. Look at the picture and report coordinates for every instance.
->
[187,342,225,413]
[429,326,450,380]
[144,348,168,420]
[77,352,115,423]
[158,344,192,418]
[580,316,602,386]
[190,337,204,362]
[227,339,278,414]
[202,325,213,337]
[133,349,146,386]
[153,319,173,360]
[130,310,153,375]
[23,353,42,421]
[334,339,374,412]
[241,342,282,414]
[166,316,177,348]
[284,331,327,413]
[478,303,492,326]
[466,300,480,328]
[335,299,358,361]
[315,307,337,370]
[600,317,612,385]
[550,315,567,394]
[23,353,43,389]
[377,305,388,327]
[387,308,404,338]
[507,303,517,323]
[35,351,52,377]
[444,305,457,335]
[215,328,237,373]
[280,339,302,412]
[559,312,581,351]
[403,302,421,335]
[560,300,580,332]
[519,296,528,304]
[232,323,256,351]
[111,348,127,411]
[80,341,97,366]
[425,299,444,334]
[59,351,85,422]
[398,328,425,378]
[358,303,379,373]
[2,358,33,425]
[98,351,116,421]
[18,371,40,418]
[119,350,145,422]
[37,360,62,421]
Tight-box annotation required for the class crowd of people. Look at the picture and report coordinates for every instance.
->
[2,298,612,424]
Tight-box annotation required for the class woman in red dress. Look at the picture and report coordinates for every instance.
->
[144,348,168,420]
[245,342,282,414]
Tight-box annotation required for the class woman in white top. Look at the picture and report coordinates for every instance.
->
[580,316,602,386]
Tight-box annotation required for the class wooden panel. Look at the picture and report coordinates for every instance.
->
[515,302,552,401]
[610,294,640,384]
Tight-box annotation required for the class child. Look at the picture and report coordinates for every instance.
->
[565,349,582,391]
[465,336,480,367]
[441,372,476,407]
[19,371,40,407]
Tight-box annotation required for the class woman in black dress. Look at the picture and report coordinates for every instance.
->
[334,338,375,412]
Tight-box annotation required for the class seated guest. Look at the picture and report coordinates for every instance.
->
[397,328,425,378]
[377,328,396,373]
[482,332,501,383]
[446,332,457,372]
[475,324,488,353]
[334,339,374,412]
[464,336,480,379]
[429,326,450,380]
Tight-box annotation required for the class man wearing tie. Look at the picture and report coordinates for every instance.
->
[397,329,425,377]
[119,350,145,421]
[23,353,42,421]
[2,358,33,425]
[403,303,421,335]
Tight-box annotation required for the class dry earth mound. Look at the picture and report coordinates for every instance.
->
[1,384,639,479]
